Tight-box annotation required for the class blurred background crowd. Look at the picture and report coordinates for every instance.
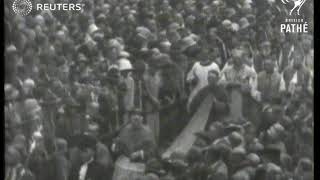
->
[5,0,314,180]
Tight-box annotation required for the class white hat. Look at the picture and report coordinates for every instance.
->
[6,45,17,54]
[231,23,240,32]
[23,78,35,89]
[88,23,99,34]
[118,58,133,71]
[24,98,41,114]
[180,36,197,51]
[222,19,232,28]
[108,39,123,51]
[119,51,130,58]
[35,15,45,25]
[247,153,260,165]
[108,64,120,71]
[160,40,171,48]
[136,26,152,40]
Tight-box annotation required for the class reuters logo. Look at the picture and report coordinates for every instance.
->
[12,0,32,16]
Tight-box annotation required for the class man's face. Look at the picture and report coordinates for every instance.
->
[264,60,275,73]
[80,148,94,163]
[293,55,303,69]
[302,39,312,52]
[209,28,217,39]
[168,32,181,43]
[131,113,143,128]
[207,71,219,85]
[261,45,271,56]
[233,56,243,67]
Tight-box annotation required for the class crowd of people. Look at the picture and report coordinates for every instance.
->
[5,0,314,180]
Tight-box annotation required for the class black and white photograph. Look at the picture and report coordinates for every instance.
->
[4,0,314,180]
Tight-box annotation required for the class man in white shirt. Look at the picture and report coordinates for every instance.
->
[186,48,220,111]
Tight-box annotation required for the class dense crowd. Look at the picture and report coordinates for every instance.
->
[5,0,314,180]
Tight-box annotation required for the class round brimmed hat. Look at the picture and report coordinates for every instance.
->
[78,53,88,63]
[225,8,236,18]
[5,84,20,101]
[168,22,182,32]
[136,26,152,41]
[153,54,172,68]
[119,51,130,58]
[179,36,197,52]
[133,60,146,72]
[6,45,18,54]
[246,153,260,165]
[232,170,250,180]
[222,19,232,29]
[160,40,172,49]
[118,58,133,71]
[105,65,120,81]
[239,17,250,29]
[266,162,282,173]
[107,39,124,51]
[96,14,107,23]
[23,78,35,89]
[92,32,105,42]
[24,98,41,115]
[297,158,313,171]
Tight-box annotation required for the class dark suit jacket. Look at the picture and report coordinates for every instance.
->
[69,160,113,180]
[189,84,229,128]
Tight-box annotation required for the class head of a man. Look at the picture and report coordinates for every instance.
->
[260,41,271,57]
[264,58,275,74]
[130,109,144,129]
[207,70,220,86]
[232,48,244,68]
[292,51,304,69]
[80,147,95,163]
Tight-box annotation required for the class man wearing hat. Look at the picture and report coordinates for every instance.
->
[69,133,113,180]
[118,58,135,123]
[254,40,272,73]
[5,145,36,180]
[257,58,286,103]
[283,50,312,95]
[5,45,19,83]
[98,66,121,133]
[112,108,157,162]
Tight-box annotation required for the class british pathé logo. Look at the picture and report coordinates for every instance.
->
[280,0,309,33]
[12,0,32,16]
[281,0,307,16]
